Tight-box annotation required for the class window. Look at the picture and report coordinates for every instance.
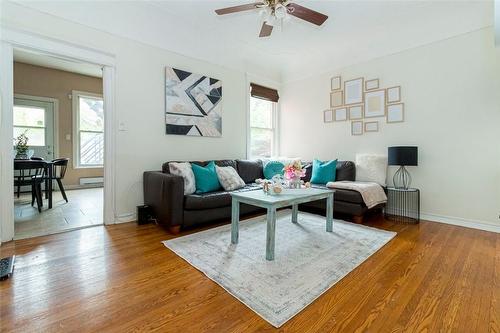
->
[249,96,277,158]
[13,106,46,146]
[73,91,104,168]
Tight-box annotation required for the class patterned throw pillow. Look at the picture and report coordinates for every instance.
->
[168,162,196,195]
[216,166,245,191]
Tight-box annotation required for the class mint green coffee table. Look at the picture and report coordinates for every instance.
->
[230,188,335,261]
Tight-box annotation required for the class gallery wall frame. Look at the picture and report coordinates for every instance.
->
[365,121,379,132]
[351,121,363,135]
[330,90,343,107]
[365,79,379,91]
[364,89,386,118]
[348,105,363,120]
[334,107,348,121]
[331,76,341,91]
[387,103,405,123]
[387,86,401,103]
[323,109,333,123]
[344,77,364,105]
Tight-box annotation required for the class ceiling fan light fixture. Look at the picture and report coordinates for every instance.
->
[274,4,287,19]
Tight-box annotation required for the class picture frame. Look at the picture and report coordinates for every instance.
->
[364,121,379,132]
[331,76,341,91]
[364,89,386,118]
[365,79,379,91]
[387,103,404,123]
[351,121,363,136]
[387,86,401,103]
[333,107,348,121]
[323,109,333,123]
[344,77,364,105]
[348,105,363,120]
[330,91,343,107]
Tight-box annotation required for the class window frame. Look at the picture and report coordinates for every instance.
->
[72,90,104,169]
[248,95,279,159]
[13,105,46,147]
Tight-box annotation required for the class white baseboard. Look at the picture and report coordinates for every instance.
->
[65,184,104,190]
[421,212,500,233]
[115,213,136,224]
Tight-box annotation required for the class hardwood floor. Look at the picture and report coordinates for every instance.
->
[0,215,499,332]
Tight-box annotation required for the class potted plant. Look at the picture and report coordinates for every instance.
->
[14,131,30,159]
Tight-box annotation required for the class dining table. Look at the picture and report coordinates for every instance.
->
[14,159,54,209]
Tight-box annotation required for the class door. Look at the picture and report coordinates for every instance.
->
[13,97,55,161]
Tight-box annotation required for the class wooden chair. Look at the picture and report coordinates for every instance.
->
[14,160,45,213]
[49,158,69,203]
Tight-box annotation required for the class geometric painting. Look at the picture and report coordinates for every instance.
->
[165,67,223,136]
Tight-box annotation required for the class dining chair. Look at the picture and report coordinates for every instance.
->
[49,158,69,203]
[14,160,46,213]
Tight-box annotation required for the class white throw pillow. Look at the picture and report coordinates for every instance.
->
[355,154,388,186]
[169,162,196,195]
[216,166,245,191]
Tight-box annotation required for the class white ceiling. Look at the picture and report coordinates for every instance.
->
[14,48,103,77]
[12,0,494,82]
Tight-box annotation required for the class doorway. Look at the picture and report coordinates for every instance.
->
[12,54,105,239]
[0,29,116,243]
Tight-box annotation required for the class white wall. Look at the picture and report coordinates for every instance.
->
[280,28,500,227]
[1,2,280,224]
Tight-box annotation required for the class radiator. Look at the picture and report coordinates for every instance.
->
[79,177,104,186]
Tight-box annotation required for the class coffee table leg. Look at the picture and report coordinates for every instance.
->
[231,198,239,244]
[266,207,276,261]
[326,193,334,232]
[292,204,298,223]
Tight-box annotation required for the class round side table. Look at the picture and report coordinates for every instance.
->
[385,187,420,224]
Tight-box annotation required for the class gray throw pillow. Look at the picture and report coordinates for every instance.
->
[169,162,196,195]
[216,166,245,191]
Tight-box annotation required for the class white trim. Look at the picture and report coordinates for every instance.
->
[1,27,115,67]
[102,66,116,226]
[421,212,500,234]
[0,42,15,243]
[14,93,59,158]
[71,90,104,169]
[0,29,116,242]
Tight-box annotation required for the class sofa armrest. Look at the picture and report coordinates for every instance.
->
[143,171,184,228]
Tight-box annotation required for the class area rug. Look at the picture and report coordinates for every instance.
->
[163,210,396,327]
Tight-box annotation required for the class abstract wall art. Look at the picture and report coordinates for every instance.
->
[165,67,223,137]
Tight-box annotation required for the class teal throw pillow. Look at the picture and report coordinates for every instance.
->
[191,161,221,194]
[263,161,285,180]
[311,159,338,184]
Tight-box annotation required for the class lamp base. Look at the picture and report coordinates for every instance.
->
[393,165,412,190]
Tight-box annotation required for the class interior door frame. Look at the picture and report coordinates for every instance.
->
[0,28,116,243]
[14,94,60,159]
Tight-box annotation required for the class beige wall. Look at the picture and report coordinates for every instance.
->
[280,28,500,228]
[14,62,104,186]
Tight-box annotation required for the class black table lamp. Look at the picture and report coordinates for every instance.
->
[388,146,418,190]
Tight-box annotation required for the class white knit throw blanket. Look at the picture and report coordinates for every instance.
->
[326,181,387,209]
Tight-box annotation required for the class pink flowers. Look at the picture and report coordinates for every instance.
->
[283,161,306,180]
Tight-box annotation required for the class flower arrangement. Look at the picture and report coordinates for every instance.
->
[283,160,306,181]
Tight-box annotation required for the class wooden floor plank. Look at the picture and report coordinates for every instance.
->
[0,215,498,332]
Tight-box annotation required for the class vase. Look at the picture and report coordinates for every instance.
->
[288,177,302,189]
[15,152,28,159]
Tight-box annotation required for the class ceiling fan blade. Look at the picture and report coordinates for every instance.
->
[286,3,328,26]
[259,22,273,37]
[215,3,263,15]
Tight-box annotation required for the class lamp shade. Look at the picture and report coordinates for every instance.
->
[388,146,418,166]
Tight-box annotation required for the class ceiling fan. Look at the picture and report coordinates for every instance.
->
[215,1,328,37]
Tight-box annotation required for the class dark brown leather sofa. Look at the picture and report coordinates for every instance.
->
[143,159,382,233]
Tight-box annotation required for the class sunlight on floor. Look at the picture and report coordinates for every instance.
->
[14,187,103,240]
